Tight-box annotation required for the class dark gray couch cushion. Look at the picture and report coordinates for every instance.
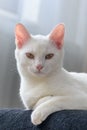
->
[0,109,87,130]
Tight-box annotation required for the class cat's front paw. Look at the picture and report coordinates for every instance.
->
[31,109,47,125]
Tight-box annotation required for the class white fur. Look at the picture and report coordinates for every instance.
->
[15,34,87,125]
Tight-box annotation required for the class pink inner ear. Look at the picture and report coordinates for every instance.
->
[15,23,31,49]
[50,24,65,49]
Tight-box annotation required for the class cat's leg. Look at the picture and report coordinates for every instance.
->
[20,88,52,110]
[31,95,87,125]
[23,94,52,110]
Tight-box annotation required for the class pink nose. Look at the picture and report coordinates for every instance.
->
[36,65,43,71]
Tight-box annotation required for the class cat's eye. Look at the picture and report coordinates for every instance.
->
[26,53,34,59]
[45,53,54,60]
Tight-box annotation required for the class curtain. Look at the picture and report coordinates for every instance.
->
[0,0,87,108]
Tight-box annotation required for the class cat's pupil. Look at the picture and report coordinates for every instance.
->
[26,53,34,59]
[45,54,54,60]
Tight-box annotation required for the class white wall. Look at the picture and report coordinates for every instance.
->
[0,0,21,108]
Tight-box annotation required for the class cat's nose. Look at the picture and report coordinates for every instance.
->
[36,65,43,71]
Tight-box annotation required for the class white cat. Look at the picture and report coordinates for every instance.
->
[15,23,87,125]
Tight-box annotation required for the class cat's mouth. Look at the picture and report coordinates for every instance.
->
[33,70,46,77]
[35,70,44,74]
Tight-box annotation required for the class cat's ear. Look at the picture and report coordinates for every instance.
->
[49,24,65,49]
[15,23,31,49]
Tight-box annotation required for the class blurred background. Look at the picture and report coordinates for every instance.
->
[0,0,87,108]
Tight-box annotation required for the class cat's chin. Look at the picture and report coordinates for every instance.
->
[30,71,46,78]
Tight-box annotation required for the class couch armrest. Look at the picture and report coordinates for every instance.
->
[0,109,87,130]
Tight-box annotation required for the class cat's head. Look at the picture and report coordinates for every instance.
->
[15,23,65,78]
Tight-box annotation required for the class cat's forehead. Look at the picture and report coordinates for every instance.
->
[23,35,53,52]
[32,34,49,46]
[33,34,47,39]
